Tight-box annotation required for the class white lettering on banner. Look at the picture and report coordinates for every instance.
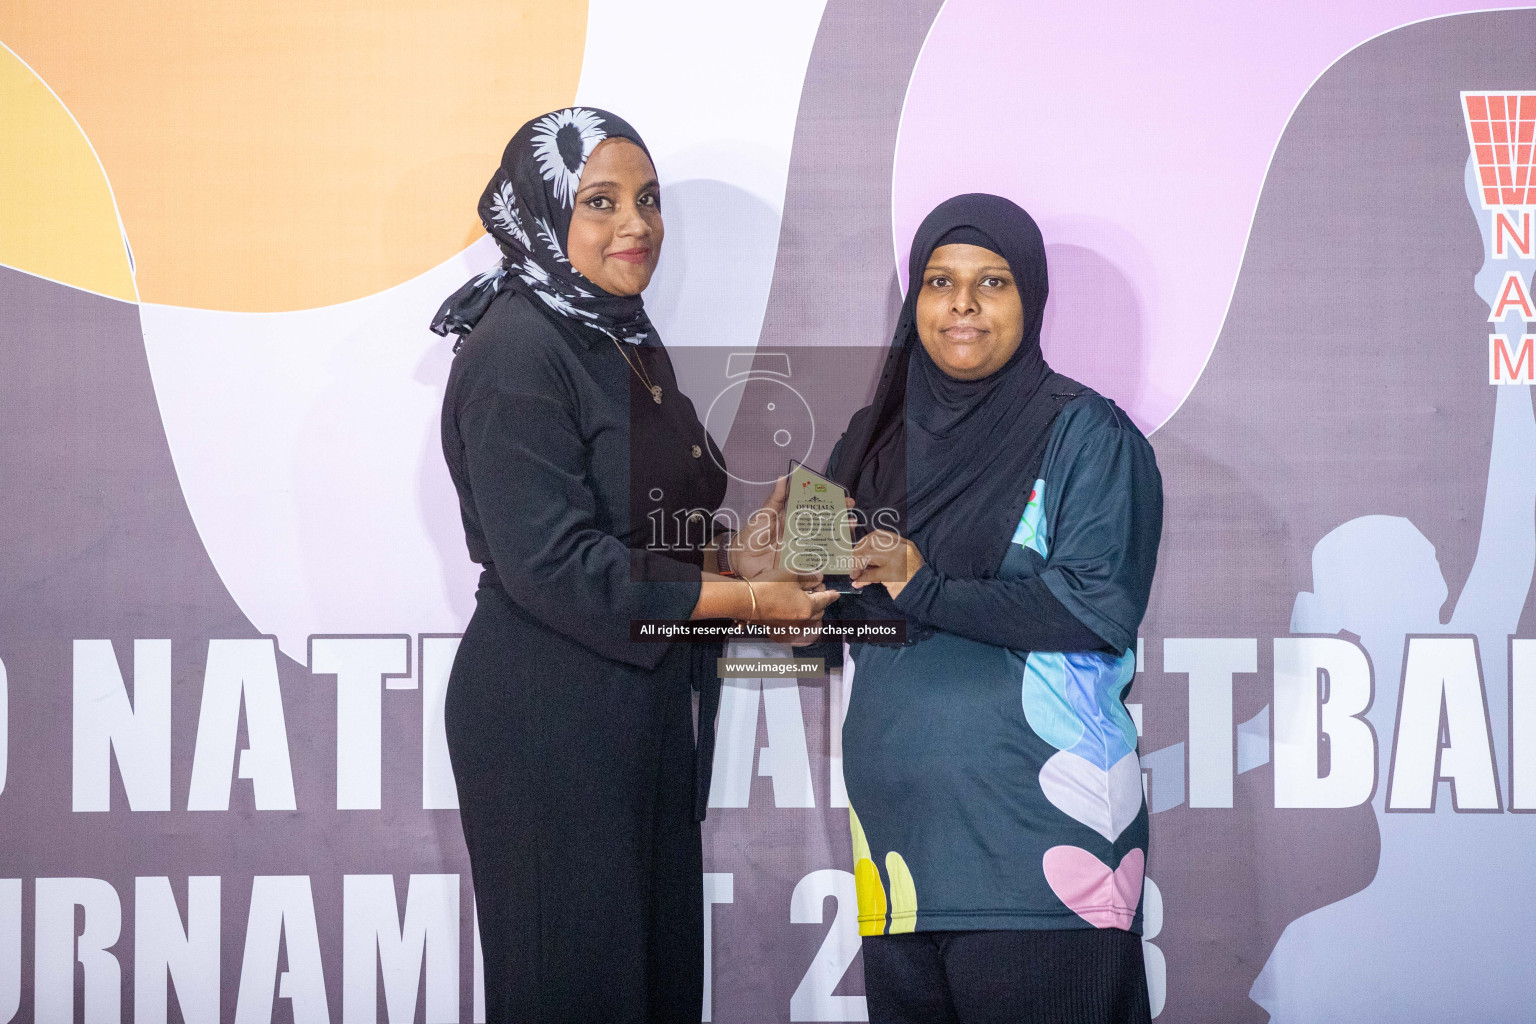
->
[0,655,8,799]
[828,653,853,808]
[72,638,172,811]
[1513,639,1536,811]
[187,639,297,811]
[1141,877,1166,1019]
[702,873,734,1023]
[1165,638,1258,808]
[0,868,1209,1024]
[34,877,121,1024]
[1388,637,1502,811]
[710,670,815,808]
[1273,637,1377,808]
[472,897,485,1024]
[309,636,411,811]
[235,876,329,1024]
[420,636,461,810]
[0,880,18,1023]
[135,876,220,1024]
[342,874,458,1024]
[789,869,866,1022]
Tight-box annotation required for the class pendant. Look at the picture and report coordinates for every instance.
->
[651,385,663,404]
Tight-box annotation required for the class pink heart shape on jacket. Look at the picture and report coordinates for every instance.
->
[1042,846,1144,929]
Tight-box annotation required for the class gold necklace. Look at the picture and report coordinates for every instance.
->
[612,337,662,404]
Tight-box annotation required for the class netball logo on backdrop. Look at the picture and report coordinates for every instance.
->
[1464,92,1536,383]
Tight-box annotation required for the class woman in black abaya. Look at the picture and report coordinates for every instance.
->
[432,107,835,1022]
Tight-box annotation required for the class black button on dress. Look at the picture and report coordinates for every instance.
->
[440,288,727,1022]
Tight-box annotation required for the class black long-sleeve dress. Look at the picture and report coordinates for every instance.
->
[440,287,727,1022]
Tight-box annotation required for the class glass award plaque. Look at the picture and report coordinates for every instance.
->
[778,459,860,593]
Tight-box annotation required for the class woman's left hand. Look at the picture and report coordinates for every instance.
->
[726,475,790,580]
[848,530,924,600]
[729,475,857,581]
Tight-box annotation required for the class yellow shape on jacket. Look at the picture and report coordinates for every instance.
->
[885,851,918,934]
[849,806,888,936]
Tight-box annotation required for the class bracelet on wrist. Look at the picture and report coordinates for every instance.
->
[716,528,738,576]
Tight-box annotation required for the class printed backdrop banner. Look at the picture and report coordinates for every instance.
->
[2,2,1535,1022]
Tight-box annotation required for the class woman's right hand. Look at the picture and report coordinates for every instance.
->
[745,567,840,623]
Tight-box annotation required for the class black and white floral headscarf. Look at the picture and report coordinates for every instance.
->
[431,107,655,350]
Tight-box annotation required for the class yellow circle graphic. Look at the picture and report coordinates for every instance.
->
[0,1,587,311]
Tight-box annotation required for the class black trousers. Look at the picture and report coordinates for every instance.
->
[862,928,1152,1024]
[446,586,703,1023]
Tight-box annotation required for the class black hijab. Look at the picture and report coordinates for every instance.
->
[431,107,656,349]
[834,193,1082,581]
